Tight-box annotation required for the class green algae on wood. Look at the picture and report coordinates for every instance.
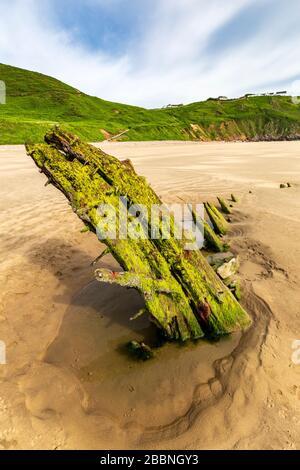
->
[189,205,226,253]
[203,220,227,253]
[26,129,251,340]
[204,202,228,236]
[217,197,232,215]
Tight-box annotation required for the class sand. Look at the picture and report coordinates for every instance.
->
[0,140,300,450]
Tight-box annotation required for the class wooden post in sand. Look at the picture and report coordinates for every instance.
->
[204,202,228,235]
[26,129,251,341]
[217,197,232,215]
[189,206,227,253]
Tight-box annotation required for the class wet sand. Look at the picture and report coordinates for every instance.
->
[1,141,300,449]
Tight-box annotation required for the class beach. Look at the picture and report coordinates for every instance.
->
[0,140,300,449]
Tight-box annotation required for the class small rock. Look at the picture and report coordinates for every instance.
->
[127,341,154,361]
[207,252,235,269]
[287,182,292,188]
[217,257,240,280]
[280,183,287,189]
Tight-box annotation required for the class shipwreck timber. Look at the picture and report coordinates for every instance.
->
[26,129,251,341]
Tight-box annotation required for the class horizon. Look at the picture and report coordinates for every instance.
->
[1,0,300,108]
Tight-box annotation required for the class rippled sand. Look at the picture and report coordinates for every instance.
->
[1,141,300,449]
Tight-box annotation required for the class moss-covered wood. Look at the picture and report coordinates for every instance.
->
[189,206,226,253]
[26,129,251,341]
[204,202,228,236]
[217,197,232,215]
[203,221,227,252]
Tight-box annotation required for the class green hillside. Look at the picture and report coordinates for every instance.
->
[1,63,300,144]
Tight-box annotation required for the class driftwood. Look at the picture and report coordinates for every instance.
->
[26,129,251,341]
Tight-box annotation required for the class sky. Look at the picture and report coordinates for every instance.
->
[0,0,300,108]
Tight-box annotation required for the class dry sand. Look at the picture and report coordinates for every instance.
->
[0,140,300,449]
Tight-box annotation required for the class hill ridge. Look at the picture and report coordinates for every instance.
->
[1,63,300,144]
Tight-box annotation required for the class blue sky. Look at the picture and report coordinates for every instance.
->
[0,0,300,107]
[48,0,149,55]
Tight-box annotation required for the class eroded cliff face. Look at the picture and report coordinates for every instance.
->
[184,118,300,142]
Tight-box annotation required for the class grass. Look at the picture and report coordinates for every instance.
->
[1,63,300,144]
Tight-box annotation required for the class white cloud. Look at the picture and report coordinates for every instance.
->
[0,0,300,107]
[290,80,300,97]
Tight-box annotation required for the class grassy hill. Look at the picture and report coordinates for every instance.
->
[1,63,300,144]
